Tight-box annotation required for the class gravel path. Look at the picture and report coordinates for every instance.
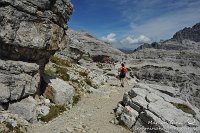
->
[28,79,136,133]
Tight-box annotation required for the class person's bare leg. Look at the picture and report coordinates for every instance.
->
[121,78,124,87]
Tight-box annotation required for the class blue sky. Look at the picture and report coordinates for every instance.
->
[69,0,200,49]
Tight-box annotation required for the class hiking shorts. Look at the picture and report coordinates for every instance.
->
[119,74,125,79]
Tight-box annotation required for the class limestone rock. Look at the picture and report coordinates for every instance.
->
[37,105,50,116]
[0,60,40,102]
[57,29,124,62]
[116,83,200,133]
[0,0,73,122]
[8,96,36,122]
[130,64,200,109]
[0,0,73,62]
[43,75,75,106]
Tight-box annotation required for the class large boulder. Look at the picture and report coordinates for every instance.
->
[43,75,75,106]
[8,96,37,122]
[0,0,73,63]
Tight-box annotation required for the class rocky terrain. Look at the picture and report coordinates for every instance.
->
[130,23,200,109]
[0,0,73,132]
[0,0,200,133]
[115,23,200,132]
[57,29,125,63]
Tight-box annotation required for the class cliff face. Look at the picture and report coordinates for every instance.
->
[173,23,200,42]
[0,0,73,111]
[0,0,73,62]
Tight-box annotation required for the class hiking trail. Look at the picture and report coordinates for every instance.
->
[27,79,136,133]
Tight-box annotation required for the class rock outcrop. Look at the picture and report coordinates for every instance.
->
[129,22,200,110]
[57,29,125,62]
[0,0,73,121]
[115,83,200,133]
[43,75,74,106]
[173,23,200,42]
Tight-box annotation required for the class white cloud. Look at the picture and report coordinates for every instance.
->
[101,33,116,43]
[128,2,200,40]
[120,35,151,45]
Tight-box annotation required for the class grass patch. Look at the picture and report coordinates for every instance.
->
[79,71,88,77]
[38,105,66,122]
[4,122,24,133]
[72,94,81,106]
[50,56,71,67]
[55,66,70,81]
[171,102,196,117]
[44,66,70,81]
[118,120,130,130]
[44,69,57,77]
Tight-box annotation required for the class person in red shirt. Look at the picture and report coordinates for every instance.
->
[118,63,127,87]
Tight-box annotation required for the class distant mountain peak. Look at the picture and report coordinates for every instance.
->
[172,22,200,42]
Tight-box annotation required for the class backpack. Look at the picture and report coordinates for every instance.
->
[120,67,126,76]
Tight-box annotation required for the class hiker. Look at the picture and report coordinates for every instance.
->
[118,63,127,87]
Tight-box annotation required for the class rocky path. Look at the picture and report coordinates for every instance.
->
[28,79,136,133]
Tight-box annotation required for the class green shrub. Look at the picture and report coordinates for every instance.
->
[4,122,24,133]
[118,120,129,130]
[79,71,88,77]
[50,56,71,67]
[38,105,66,122]
[171,102,196,116]
[44,66,70,81]
[44,69,56,77]
[55,66,70,81]
[72,94,81,106]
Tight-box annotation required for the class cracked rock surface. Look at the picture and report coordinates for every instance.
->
[0,0,73,122]
[115,83,200,133]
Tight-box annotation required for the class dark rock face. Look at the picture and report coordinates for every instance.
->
[173,23,200,42]
[0,0,73,114]
[133,42,160,52]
